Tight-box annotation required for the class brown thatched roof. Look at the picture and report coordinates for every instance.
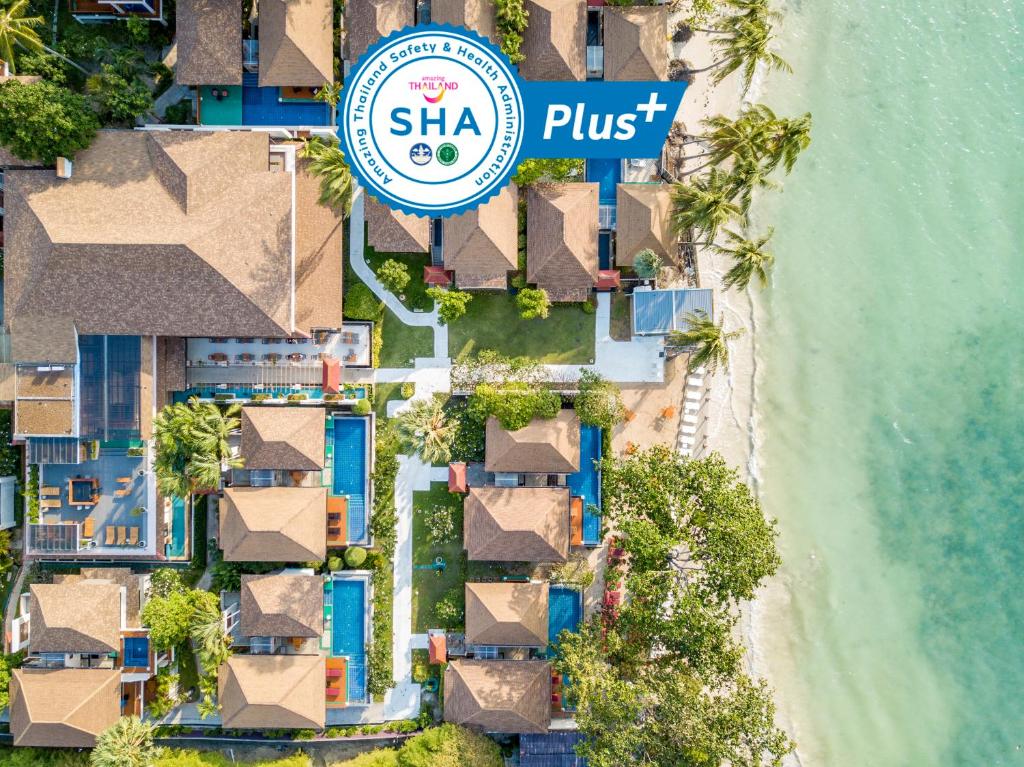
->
[219,654,326,729]
[485,411,580,473]
[444,660,551,733]
[527,183,598,302]
[345,0,414,61]
[464,486,569,563]
[443,185,518,289]
[176,0,243,85]
[28,582,121,654]
[616,183,675,266]
[240,573,324,638]
[241,407,326,470]
[602,6,668,81]
[521,0,585,81]
[220,486,327,562]
[431,0,496,41]
[258,0,334,87]
[465,582,549,646]
[3,131,342,364]
[366,197,430,253]
[10,669,121,747]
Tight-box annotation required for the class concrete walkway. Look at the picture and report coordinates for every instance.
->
[349,188,449,360]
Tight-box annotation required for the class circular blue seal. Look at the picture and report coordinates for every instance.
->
[340,24,526,218]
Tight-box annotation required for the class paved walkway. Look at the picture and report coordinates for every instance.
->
[349,188,449,360]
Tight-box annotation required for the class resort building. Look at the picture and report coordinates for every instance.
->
[223,572,324,654]
[219,654,327,729]
[2,129,343,561]
[257,0,334,88]
[601,6,669,81]
[485,410,581,477]
[366,197,431,254]
[527,184,600,302]
[442,185,519,290]
[520,0,586,81]
[8,569,167,745]
[465,582,549,650]
[175,0,243,87]
[345,0,415,62]
[616,183,676,268]
[464,486,570,563]
[220,486,328,561]
[632,287,715,336]
[444,659,552,733]
[430,0,497,41]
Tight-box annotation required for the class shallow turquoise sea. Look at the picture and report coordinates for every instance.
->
[754,1,1024,765]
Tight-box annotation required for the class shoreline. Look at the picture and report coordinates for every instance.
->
[678,22,806,767]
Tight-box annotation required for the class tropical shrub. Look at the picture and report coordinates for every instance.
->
[86,64,154,125]
[423,503,456,545]
[549,553,594,589]
[396,398,452,464]
[327,555,343,572]
[633,248,662,280]
[0,651,25,710]
[401,382,415,399]
[426,287,472,325]
[377,259,411,295]
[0,80,99,163]
[493,0,528,64]
[434,588,464,628]
[90,716,154,767]
[512,158,584,186]
[344,546,367,568]
[516,287,550,320]
[344,283,383,321]
[153,400,242,498]
[468,382,561,431]
[574,370,625,429]
[353,398,372,416]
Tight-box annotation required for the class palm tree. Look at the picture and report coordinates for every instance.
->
[299,137,354,216]
[728,155,778,216]
[766,111,813,174]
[191,612,231,673]
[716,228,775,290]
[689,0,779,33]
[90,716,154,767]
[153,400,241,495]
[396,398,452,464]
[669,311,745,374]
[670,168,743,244]
[686,14,791,91]
[0,0,41,74]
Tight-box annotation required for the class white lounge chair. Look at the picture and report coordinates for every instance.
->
[682,424,698,436]
[683,414,699,425]
[685,389,701,401]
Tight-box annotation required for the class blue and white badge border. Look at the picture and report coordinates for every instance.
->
[341,25,526,218]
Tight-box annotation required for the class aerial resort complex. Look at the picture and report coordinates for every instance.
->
[0,0,813,763]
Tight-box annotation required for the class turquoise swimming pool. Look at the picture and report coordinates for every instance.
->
[548,585,583,653]
[165,496,187,558]
[330,577,368,702]
[330,416,369,543]
[568,425,602,544]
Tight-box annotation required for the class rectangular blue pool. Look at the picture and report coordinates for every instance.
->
[332,416,370,543]
[548,586,583,653]
[242,73,332,126]
[331,577,368,702]
[173,386,367,403]
[568,425,602,544]
[123,636,149,668]
[586,158,622,204]
[165,496,187,558]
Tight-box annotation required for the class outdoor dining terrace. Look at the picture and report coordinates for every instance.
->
[27,452,157,557]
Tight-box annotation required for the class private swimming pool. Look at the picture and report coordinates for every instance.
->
[548,585,583,653]
[173,386,367,403]
[330,576,368,703]
[164,496,187,559]
[330,416,370,543]
[586,158,622,205]
[567,425,602,544]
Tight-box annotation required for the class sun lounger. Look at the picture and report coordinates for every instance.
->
[682,424,697,436]
[684,402,700,415]
[114,488,130,498]
[127,527,139,546]
[41,498,62,509]
[82,518,95,538]
[326,668,343,678]
[117,526,127,545]
[105,527,116,545]
[684,390,701,401]
[116,476,132,484]
[683,414,699,425]
[41,486,60,496]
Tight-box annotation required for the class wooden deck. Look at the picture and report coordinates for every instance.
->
[326,496,348,546]
[325,657,347,707]
[569,497,584,547]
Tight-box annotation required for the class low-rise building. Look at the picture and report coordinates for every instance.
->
[444,659,552,734]
[527,184,599,302]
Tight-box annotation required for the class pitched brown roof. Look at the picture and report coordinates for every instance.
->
[616,183,675,266]
[176,0,243,85]
[464,486,569,563]
[520,0,585,81]
[241,406,326,470]
[219,654,326,729]
[602,6,668,81]
[10,669,121,747]
[345,0,414,61]
[3,131,342,363]
[240,573,323,637]
[465,582,549,646]
[366,197,430,253]
[485,410,581,473]
[220,486,327,562]
[444,660,551,733]
[527,183,598,302]
[28,582,121,654]
[295,156,344,333]
[443,185,518,289]
[258,0,334,87]
[431,0,496,41]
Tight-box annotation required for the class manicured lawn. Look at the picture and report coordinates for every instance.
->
[411,483,467,633]
[379,307,433,368]
[610,292,632,341]
[373,382,408,419]
[364,225,433,312]
[447,292,596,363]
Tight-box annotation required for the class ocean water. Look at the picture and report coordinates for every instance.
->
[752,1,1024,765]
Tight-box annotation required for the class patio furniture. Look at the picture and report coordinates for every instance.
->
[287,352,306,363]
[116,476,132,484]
[236,353,255,363]
[208,353,228,362]
[114,488,131,498]
[81,518,95,539]
[326,668,343,678]
[116,526,127,545]
[326,686,342,696]
[262,353,281,363]
[41,486,60,497]
[344,351,358,363]
[127,527,139,546]
[105,527,116,545]
[41,498,62,509]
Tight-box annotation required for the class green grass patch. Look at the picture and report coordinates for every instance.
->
[364,237,433,312]
[175,640,200,699]
[373,382,408,420]
[448,292,595,363]
[411,483,467,633]
[610,291,632,341]
[379,307,433,368]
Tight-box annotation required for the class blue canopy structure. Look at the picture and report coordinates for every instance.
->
[631,288,714,336]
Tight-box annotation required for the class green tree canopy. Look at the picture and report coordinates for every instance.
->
[515,287,550,320]
[670,310,744,374]
[141,588,220,651]
[632,248,662,280]
[153,399,242,498]
[671,168,743,244]
[377,259,411,295]
[573,370,625,430]
[90,716,155,767]
[468,381,561,431]
[0,80,99,164]
[86,64,153,125]
[426,287,473,325]
[395,397,453,464]
[513,157,584,186]
[299,137,354,216]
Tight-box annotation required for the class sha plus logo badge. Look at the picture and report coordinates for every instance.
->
[341,25,524,217]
